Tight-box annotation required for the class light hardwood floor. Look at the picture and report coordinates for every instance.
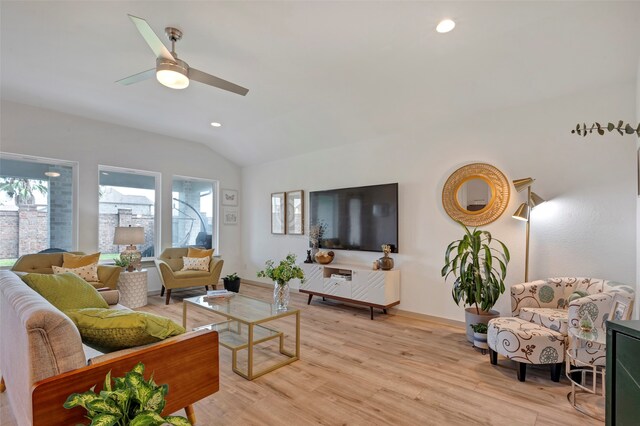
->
[1,284,601,425]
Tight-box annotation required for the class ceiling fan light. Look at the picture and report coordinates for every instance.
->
[156,69,189,89]
[156,58,189,89]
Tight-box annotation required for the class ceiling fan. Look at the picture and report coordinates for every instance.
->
[117,14,249,96]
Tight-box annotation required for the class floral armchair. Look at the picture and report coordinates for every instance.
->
[511,277,635,366]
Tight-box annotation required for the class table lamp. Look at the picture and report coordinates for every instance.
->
[113,225,145,271]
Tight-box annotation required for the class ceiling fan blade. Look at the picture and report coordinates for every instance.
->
[116,68,156,85]
[128,14,174,61]
[189,68,249,96]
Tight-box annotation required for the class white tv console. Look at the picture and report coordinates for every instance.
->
[299,263,400,320]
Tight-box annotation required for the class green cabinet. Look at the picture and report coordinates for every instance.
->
[606,320,640,426]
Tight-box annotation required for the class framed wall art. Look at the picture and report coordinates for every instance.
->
[609,294,634,321]
[222,189,238,206]
[223,207,238,225]
[286,190,304,235]
[271,192,286,234]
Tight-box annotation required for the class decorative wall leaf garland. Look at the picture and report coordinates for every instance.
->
[571,121,640,137]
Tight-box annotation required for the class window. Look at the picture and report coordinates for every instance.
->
[172,176,217,251]
[0,153,76,266]
[99,166,159,261]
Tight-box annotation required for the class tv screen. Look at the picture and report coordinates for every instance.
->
[309,183,398,253]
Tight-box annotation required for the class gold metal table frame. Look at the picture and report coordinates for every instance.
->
[565,328,606,422]
[183,294,300,380]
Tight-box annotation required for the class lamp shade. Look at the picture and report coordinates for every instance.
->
[512,177,535,192]
[530,192,546,208]
[113,226,145,245]
[512,203,530,221]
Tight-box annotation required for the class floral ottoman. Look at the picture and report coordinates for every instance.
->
[487,317,565,382]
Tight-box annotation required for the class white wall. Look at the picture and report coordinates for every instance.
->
[242,82,637,322]
[636,57,640,320]
[0,100,242,292]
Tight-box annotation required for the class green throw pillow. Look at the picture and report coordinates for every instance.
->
[565,290,589,308]
[21,272,109,311]
[65,308,185,351]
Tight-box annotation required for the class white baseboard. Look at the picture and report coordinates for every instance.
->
[216,279,464,328]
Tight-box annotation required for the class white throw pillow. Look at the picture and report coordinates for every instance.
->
[52,263,99,282]
[181,257,210,272]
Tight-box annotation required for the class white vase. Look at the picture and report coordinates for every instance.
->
[274,281,290,311]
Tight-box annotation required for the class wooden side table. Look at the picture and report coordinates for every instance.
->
[117,269,148,309]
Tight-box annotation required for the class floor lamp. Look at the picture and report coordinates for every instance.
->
[512,178,546,282]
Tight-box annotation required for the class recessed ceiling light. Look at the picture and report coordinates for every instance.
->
[436,19,456,33]
[44,171,60,177]
[211,122,222,127]
[101,172,109,175]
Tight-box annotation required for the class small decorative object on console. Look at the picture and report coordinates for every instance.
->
[304,250,313,264]
[377,244,394,270]
[315,250,334,264]
[309,222,327,261]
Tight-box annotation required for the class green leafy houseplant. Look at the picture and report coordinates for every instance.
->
[223,272,241,292]
[114,255,135,272]
[470,323,488,334]
[441,223,510,314]
[224,272,239,281]
[256,253,305,285]
[64,362,190,426]
[114,257,131,268]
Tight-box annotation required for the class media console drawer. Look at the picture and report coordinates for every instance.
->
[300,263,400,320]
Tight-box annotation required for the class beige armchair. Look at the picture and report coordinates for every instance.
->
[155,248,224,304]
[11,252,122,289]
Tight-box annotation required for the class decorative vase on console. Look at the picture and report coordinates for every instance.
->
[378,244,394,271]
[309,222,327,263]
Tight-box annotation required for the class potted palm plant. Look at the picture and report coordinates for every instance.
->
[442,223,510,343]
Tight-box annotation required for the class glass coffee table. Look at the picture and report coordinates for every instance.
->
[182,294,300,380]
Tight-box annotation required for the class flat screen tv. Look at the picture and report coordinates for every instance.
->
[309,183,398,253]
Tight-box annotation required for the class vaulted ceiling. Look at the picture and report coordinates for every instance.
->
[2,1,640,166]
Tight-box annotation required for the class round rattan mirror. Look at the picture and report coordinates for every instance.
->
[442,163,510,226]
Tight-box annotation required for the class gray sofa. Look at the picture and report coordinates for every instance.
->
[0,270,219,425]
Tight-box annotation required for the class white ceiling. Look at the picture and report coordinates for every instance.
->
[2,1,640,166]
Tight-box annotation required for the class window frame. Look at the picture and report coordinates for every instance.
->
[0,151,79,259]
[172,175,220,254]
[98,165,161,261]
